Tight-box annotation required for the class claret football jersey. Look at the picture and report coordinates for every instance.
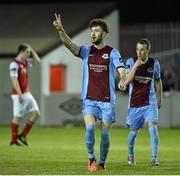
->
[79,45,124,103]
[126,57,161,108]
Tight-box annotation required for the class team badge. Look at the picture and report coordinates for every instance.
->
[102,54,109,59]
[147,67,153,73]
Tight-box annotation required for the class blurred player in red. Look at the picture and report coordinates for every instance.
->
[9,44,41,146]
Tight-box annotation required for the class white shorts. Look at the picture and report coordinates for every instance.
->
[11,92,40,117]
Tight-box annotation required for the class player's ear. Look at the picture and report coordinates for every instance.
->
[102,31,107,38]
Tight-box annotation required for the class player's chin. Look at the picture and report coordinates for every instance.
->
[91,39,96,44]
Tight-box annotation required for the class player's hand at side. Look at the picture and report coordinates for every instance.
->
[18,94,24,104]
[118,79,127,90]
[53,13,64,31]
[157,99,161,109]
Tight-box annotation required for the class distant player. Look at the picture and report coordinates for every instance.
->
[53,14,126,171]
[9,44,41,146]
[125,38,162,165]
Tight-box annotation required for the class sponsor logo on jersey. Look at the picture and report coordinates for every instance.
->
[135,76,152,83]
[89,64,107,72]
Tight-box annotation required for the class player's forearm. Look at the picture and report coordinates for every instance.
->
[155,79,163,108]
[118,67,126,81]
[31,49,41,64]
[58,30,80,56]
[117,68,127,90]
[126,66,138,85]
[12,77,22,96]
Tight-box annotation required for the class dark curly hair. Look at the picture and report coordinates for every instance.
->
[89,19,109,33]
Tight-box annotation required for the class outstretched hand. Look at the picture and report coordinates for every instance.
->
[53,13,64,31]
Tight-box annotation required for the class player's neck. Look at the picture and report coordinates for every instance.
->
[16,54,25,61]
[142,57,148,63]
[93,42,106,50]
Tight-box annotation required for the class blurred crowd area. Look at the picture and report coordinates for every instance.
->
[160,53,180,93]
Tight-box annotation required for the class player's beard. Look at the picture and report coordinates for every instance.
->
[91,34,103,45]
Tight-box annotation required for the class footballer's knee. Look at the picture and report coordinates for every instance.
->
[129,128,139,135]
[12,117,21,124]
[84,115,96,126]
[102,122,111,131]
[29,111,39,122]
[148,122,158,127]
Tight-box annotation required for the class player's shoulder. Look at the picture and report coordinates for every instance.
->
[149,57,160,65]
[79,45,91,54]
[149,57,159,61]
[126,57,135,63]
[125,57,134,70]
[109,47,121,58]
[80,45,91,50]
[10,60,19,68]
[78,45,92,59]
[109,47,119,54]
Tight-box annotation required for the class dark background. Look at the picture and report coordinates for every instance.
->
[0,0,179,24]
[0,0,179,56]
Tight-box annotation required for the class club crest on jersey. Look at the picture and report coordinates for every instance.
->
[102,54,109,59]
[147,67,153,73]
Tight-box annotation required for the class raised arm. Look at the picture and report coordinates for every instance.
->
[53,13,80,56]
[23,44,41,65]
[30,46,41,64]
[126,59,144,85]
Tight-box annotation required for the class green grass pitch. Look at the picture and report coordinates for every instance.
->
[0,127,180,175]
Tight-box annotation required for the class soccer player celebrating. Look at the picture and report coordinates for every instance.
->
[9,44,41,146]
[125,38,163,166]
[53,14,126,171]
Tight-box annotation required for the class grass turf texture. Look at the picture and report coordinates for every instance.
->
[0,127,180,175]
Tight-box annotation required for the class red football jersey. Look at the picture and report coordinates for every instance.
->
[10,59,30,95]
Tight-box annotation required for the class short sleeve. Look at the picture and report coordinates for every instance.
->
[154,59,161,80]
[110,49,124,69]
[9,62,19,77]
[125,58,134,74]
[78,46,90,59]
